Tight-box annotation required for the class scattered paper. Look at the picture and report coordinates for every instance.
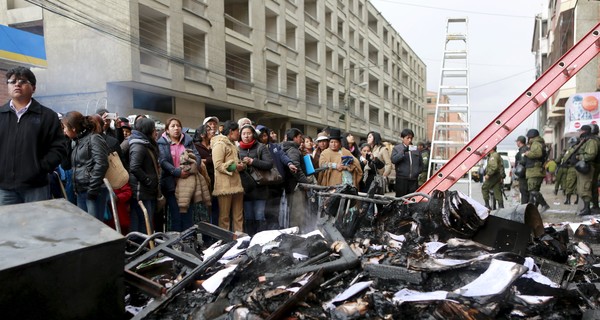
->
[324,281,373,310]
[202,265,237,293]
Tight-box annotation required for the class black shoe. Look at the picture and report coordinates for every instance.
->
[554,189,558,196]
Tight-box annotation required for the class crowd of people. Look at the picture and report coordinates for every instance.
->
[1,66,434,237]
[552,124,600,216]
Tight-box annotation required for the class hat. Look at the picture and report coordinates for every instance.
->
[526,129,539,138]
[328,128,342,141]
[580,125,592,133]
[203,116,219,125]
[516,136,526,144]
[118,117,129,123]
[256,124,267,132]
[95,108,109,116]
[315,132,330,142]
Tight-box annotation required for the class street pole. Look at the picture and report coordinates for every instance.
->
[344,68,350,133]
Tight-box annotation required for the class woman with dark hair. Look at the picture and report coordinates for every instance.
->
[367,131,393,180]
[62,111,110,221]
[211,120,245,232]
[129,118,159,234]
[158,117,201,232]
[193,124,218,224]
[238,124,273,235]
[342,132,360,159]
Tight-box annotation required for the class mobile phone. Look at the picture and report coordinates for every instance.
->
[409,145,417,151]
[105,112,117,120]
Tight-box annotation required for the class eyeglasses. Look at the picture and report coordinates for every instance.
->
[7,79,31,85]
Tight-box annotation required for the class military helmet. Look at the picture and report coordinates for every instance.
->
[575,159,591,174]
[514,164,525,178]
[526,129,539,138]
[592,124,599,135]
[568,136,579,146]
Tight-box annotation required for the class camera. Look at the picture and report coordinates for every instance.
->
[105,112,117,120]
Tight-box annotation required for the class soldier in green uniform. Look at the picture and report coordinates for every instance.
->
[523,129,550,213]
[589,124,600,214]
[575,125,598,216]
[562,137,579,205]
[417,141,430,186]
[481,146,504,209]
[554,148,567,195]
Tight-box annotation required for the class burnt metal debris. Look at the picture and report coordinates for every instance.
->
[124,184,600,319]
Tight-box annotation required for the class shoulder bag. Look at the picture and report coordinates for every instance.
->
[105,151,128,189]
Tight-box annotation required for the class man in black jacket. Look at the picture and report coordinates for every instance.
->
[0,66,67,204]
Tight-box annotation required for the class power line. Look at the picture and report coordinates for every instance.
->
[372,0,537,19]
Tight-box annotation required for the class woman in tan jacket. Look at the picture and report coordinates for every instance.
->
[319,129,362,188]
[211,120,245,232]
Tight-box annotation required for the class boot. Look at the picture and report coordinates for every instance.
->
[564,194,571,205]
[484,199,491,210]
[498,202,504,209]
[574,194,579,205]
[257,220,267,233]
[244,219,256,236]
[554,189,558,196]
[578,200,591,216]
[537,193,550,213]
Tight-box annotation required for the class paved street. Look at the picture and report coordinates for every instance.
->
[465,179,590,224]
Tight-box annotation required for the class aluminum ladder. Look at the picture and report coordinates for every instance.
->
[428,17,472,196]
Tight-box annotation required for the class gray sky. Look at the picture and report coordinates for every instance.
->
[371,0,544,150]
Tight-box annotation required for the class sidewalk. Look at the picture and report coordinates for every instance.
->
[503,180,590,224]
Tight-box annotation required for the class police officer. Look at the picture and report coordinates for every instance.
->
[590,124,600,214]
[562,137,580,205]
[417,141,430,186]
[523,129,550,213]
[514,135,529,204]
[482,146,504,209]
[576,125,598,216]
[554,148,567,196]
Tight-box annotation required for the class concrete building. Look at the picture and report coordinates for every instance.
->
[532,0,600,157]
[0,0,425,142]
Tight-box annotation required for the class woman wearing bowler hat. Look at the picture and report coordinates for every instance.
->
[318,129,362,187]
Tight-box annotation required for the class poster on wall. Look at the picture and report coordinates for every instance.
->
[564,92,600,135]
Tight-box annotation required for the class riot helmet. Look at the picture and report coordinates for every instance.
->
[568,136,579,146]
[526,129,539,138]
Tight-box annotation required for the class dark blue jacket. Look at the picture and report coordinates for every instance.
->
[391,144,423,180]
[157,133,200,193]
[0,99,67,189]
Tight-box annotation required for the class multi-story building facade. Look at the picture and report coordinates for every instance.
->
[532,0,600,156]
[0,0,426,142]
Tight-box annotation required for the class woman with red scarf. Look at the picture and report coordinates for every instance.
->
[238,124,274,235]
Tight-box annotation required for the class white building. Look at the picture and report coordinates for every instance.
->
[1,0,426,142]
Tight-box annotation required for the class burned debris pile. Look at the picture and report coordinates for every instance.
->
[126,185,600,319]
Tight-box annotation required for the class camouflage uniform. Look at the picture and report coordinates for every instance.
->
[524,134,549,211]
[482,149,504,209]
[554,149,567,195]
[576,131,598,215]
[561,142,579,204]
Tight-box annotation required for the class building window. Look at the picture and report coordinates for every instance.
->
[139,4,168,70]
[133,89,174,114]
[183,25,207,82]
[225,43,252,92]
[286,70,297,98]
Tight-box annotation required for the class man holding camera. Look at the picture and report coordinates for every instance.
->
[96,108,124,143]
[391,129,423,198]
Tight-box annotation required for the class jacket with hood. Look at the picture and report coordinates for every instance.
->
[128,130,159,200]
[71,131,110,197]
[211,134,244,196]
[281,140,310,193]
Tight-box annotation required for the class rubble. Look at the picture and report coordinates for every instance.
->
[125,185,600,319]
